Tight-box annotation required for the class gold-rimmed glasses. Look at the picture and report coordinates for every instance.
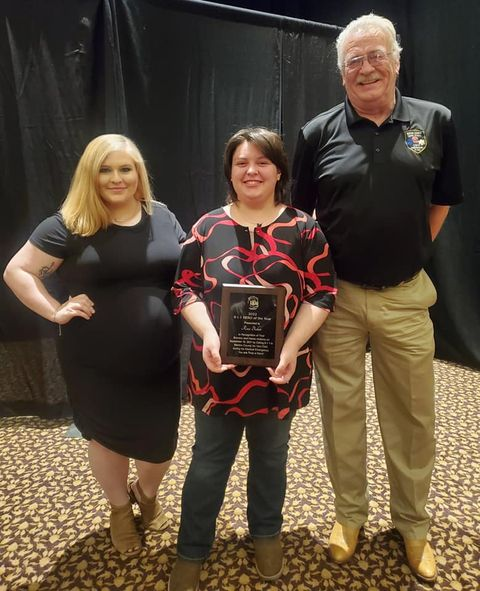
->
[344,50,392,71]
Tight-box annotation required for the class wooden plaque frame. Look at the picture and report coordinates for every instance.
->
[219,284,285,367]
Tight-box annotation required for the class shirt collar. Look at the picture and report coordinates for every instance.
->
[390,89,410,123]
[345,89,411,127]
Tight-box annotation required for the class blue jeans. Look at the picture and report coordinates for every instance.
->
[177,408,295,560]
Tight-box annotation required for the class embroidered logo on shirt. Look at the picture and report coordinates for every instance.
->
[404,128,427,154]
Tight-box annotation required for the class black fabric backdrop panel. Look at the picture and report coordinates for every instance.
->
[1,1,102,239]
[409,0,480,368]
[0,0,343,410]
[206,0,480,368]
[0,0,106,413]
[0,0,106,341]
[116,1,281,228]
[1,0,478,414]
[113,0,342,231]
[281,30,341,159]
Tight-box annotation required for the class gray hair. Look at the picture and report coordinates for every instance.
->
[336,13,402,72]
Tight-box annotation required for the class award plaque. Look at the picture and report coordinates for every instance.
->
[220,284,285,367]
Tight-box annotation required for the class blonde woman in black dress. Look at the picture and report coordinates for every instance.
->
[4,134,185,554]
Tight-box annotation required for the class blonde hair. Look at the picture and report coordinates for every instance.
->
[336,13,402,72]
[60,134,154,236]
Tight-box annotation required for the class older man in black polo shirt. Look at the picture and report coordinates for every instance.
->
[292,13,462,583]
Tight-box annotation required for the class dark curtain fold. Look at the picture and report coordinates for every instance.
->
[205,0,480,370]
[115,0,282,230]
[1,0,104,338]
[0,0,343,414]
[0,0,106,412]
[408,0,480,369]
[281,30,341,158]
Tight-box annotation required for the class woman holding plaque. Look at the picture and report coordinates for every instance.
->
[169,127,336,591]
[4,134,185,555]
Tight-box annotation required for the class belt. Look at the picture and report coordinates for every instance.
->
[360,284,393,290]
[348,272,420,291]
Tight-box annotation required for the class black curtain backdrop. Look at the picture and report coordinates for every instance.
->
[405,0,480,376]
[0,0,478,414]
[213,0,480,371]
[0,0,343,412]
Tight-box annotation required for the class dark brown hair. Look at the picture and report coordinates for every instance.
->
[223,127,289,204]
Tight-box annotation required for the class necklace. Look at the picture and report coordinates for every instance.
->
[112,205,142,225]
[230,202,284,228]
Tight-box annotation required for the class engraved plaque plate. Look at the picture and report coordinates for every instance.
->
[220,284,285,367]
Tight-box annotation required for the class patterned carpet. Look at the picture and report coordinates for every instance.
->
[0,356,479,591]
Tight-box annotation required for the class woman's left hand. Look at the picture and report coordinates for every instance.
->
[267,348,297,385]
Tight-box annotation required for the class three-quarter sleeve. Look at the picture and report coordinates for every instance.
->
[172,227,204,315]
[301,216,336,311]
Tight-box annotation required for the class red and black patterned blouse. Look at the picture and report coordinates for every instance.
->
[172,206,336,419]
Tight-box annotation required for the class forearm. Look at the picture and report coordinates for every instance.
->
[283,301,330,353]
[268,301,330,385]
[181,301,216,339]
[3,266,60,322]
[429,205,450,240]
[181,300,235,373]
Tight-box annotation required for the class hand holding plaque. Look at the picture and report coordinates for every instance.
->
[219,284,286,367]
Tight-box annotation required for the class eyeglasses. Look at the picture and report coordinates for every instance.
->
[344,50,392,71]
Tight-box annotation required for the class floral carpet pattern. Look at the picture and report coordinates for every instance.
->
[0,357,479,591]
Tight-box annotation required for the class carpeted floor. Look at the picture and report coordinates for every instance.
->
[0,356,479,591]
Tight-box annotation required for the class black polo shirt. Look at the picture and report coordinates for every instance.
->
[291,90,463,287]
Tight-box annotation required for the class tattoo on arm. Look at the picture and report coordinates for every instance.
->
[38,262,55,279]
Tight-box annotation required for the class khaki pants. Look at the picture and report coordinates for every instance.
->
[313,270,437,538]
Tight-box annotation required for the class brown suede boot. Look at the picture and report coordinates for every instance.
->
[168,557,202,591]
[110,501,142,554]
[253,535,285,580]
[128,479,169,531]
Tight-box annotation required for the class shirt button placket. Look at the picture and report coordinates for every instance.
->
[373,130,382,162]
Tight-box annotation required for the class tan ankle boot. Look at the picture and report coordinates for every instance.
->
[110,501,142,554]
[403,538,437,582]
[328,521,360,563]
[129,479,169,531]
